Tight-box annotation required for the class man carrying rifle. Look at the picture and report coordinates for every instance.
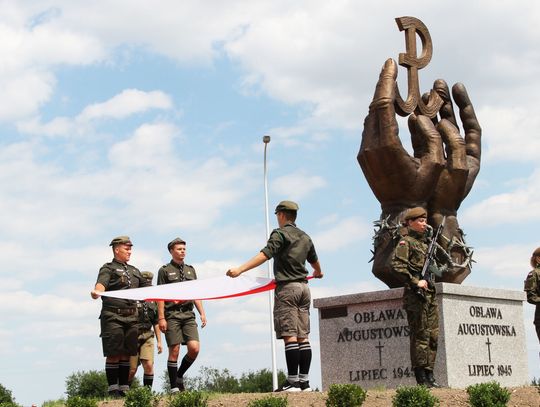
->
[391,207,441,387]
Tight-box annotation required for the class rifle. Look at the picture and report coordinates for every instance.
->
[416,216,446,301]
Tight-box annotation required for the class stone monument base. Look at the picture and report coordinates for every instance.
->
[313,283,529,389]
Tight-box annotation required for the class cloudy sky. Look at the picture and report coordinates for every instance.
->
[1,1,539,405]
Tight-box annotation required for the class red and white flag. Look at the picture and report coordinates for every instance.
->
[99,275,276,301]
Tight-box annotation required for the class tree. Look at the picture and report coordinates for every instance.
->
[0,383,20,407]
[187,366,240,393]
[163,366,287,393]
[239,369,286,393]
[65,370,108,399]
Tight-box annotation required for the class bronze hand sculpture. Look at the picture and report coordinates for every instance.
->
[358,58,481,288]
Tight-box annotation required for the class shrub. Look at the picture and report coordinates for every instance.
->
[392,385,439,407]
[326,383,367,407]
[247,395,288,407]
[0,384,18,405]
[65,370,108,399]
[124,386,157,407]
[239,369,287,393]
[466,381,511,407]
[191,367,240,393]
[166,366,288,393]
[166,391,209,407]
[42,400,66,407]
[532,377,540,395]
[65,396,98,407]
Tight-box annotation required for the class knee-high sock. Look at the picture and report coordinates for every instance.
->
[105,361,119,391]
[143,374,154,388]
[177,354,196,378]
[167,360,178,388]
[118,360,131,391]
[299,342,312,382]
[285,342,300,382]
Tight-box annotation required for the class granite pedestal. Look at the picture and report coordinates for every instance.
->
[313,283,529,389]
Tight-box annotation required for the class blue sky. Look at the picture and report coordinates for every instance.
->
[1,1,540,405]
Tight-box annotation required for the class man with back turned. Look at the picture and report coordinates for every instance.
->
[226,200,323,392]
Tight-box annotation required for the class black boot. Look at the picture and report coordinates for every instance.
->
[413,367,428,385]
[425,369,441,388]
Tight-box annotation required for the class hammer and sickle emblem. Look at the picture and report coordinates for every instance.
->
[394,16,443,118]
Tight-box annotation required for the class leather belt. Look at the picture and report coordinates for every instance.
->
[104,307,137,316]
[275,279,308,286]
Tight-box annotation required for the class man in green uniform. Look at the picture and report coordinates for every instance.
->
[157,237,207,392]
[226,200,323,392]
[524,247,540,342]
[128,271,163,389]
[90,236,150,397]
[391,207,440,387]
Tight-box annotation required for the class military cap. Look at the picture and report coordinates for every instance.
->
[141,271,154,281]
[167,237,186,251]
[404,207,427,221]
[274,200,299,214]
[109,236,133,246]
[533,247,540,257]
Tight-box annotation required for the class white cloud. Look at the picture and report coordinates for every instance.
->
[480,106,540,163]
[0,121,258,246]
[311,280,383,300]
[18,89,174,137]
[473,245,533,278]
[312,216,371,252]
[79,89,173,121]
[462,168,540,226]
[212,300,272,334]
[0,9,104,121]
[221,341,269,354]
[0,290,96,319]
[109,122,179,168]
[0,242,108,282]
[192,260,244,279]
[271,170,326,201]
[0,69,55,120]
[209,223,268,253]
[17,115,73,137]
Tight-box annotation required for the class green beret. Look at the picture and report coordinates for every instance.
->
[274,200,299,214]
[109,236,133,246]
[168,237,186,251]
[141,271,154,281]
[404,207,427,221]
[533,247,540,257]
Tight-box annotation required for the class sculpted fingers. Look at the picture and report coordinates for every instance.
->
[434,79,458,128]
[413,115,444,166]
[367,59,400,147]
[408,114,424,159]
[437,119,467,170]
[370,59,397,111]
[452,83,481,163]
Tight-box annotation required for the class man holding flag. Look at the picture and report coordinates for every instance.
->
[227,200,323,392]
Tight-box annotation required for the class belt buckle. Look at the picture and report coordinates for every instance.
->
[120,308,134,316]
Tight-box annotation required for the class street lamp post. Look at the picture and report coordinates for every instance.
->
[263,135,278,390]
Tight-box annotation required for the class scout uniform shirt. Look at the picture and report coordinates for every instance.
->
[97,258,149,310]
[157,260,197,313]
[261,222,318,283]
